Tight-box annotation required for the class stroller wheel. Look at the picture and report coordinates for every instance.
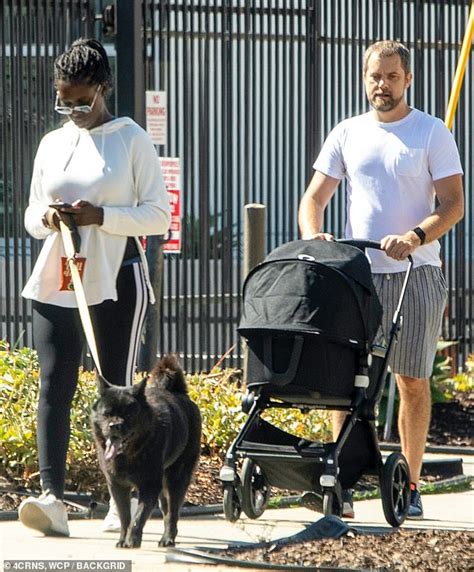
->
[223,485,242,522]
[322,490,342,517]
[381,452,410,527]
[323,491,334,516]
[241,458,271,519]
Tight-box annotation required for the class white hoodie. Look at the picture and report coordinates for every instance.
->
[22,117,171,307]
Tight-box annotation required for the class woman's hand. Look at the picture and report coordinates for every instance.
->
[43,208,61,231]
[56,200,104,226]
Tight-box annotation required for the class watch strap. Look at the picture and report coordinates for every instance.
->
[412,226,426,245]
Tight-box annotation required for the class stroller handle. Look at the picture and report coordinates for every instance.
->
[337,239,413,264]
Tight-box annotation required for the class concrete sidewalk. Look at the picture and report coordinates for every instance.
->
[1,489,472,572]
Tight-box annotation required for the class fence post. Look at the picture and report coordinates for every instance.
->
[242,204,266,380]
[115,1,145,126]
[243,204,266,279]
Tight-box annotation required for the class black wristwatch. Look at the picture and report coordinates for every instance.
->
[412,226,426,245]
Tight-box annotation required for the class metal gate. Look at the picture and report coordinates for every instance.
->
[1,1,473,372]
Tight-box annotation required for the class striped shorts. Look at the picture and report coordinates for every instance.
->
[372,265,448,379]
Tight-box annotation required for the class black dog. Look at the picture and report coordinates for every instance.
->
[91,354,201,548]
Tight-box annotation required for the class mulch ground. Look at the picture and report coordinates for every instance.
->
[221,529,474,571]
[428,391,473,447]
[0,455,224,512]
[377,390,474,448]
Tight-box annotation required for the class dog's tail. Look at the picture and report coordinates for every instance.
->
[151,354,188,393]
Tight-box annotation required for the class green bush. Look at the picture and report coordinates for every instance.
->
[0,340,101,491]
[451,353,474,393]
[187,369,247,454]
[0,341,331,493]
[0,340,40,480]
[429,341,457,402]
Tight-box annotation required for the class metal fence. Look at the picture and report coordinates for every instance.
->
[1,0,473,373]
[1,1,97,346]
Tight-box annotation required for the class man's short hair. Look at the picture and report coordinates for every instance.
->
[363,40,411,75]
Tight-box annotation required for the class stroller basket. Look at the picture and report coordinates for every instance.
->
[240,417,376,492]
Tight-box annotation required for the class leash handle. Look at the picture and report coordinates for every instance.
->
[59,220,103,377]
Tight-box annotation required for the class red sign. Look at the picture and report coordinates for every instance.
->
[166,189,181,252]
[159,157,182,253]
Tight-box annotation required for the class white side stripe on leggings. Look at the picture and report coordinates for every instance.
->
[125,263,149,386]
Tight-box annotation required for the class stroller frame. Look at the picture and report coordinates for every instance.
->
[220,240,414,527]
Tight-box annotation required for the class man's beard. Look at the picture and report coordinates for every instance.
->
[370,93,403,112]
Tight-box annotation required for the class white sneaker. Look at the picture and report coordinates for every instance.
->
[18,491,70,537]
[101,497,139,533]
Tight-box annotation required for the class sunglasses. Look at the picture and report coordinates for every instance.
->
[54,86,101,115]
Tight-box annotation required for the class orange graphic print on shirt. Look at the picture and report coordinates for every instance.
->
[60,257,86,291]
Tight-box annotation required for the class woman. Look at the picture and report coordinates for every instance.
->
[18,38,171,536]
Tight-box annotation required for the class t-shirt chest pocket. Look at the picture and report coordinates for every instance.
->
[396,148,424,177]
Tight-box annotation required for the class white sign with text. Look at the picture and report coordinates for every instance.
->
[146,91,167,145]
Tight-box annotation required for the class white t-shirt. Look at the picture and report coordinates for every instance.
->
[22,117,171,306]
[313,108,463,273]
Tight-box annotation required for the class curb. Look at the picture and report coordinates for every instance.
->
[0,474,471,523]
[419,474,473,494]
[0,499,225,522]
[380,443,474,456]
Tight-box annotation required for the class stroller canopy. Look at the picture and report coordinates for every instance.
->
[239,240,383,347]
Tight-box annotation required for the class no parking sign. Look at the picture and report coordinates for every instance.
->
[146,91,167,145]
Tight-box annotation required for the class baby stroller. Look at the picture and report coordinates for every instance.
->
[220,239,413,527]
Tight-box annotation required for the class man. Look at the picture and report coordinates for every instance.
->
[298,40,464,519]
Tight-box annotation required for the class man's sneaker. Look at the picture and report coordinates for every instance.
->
[101,497,139,532]
[301,489,355,518]
[18,491,70,536]
[407,487,424,520]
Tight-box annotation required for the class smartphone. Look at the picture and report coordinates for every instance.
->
[49,201,72,209]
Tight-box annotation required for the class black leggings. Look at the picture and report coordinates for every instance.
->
[32,263,149,498]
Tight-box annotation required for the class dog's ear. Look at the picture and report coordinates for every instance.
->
[151,354,187,393]
[158,353,180,371]
[131,377,147,399]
